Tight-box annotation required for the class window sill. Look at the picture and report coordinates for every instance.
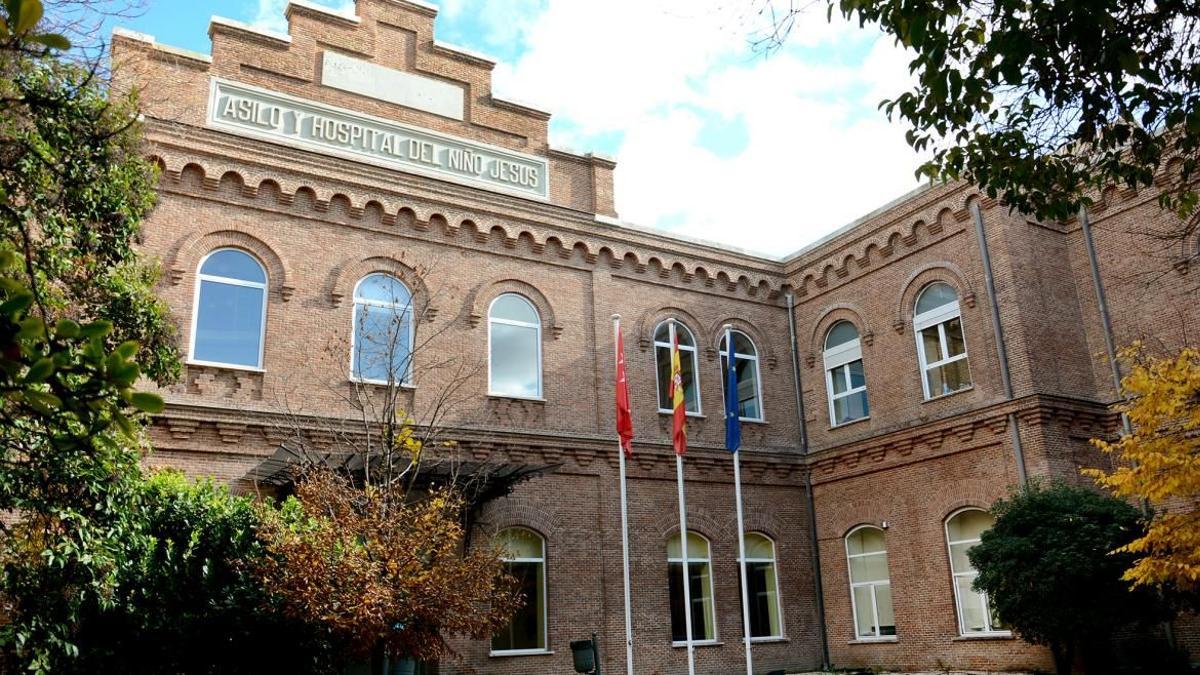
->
[671,640,722,649]
[489,649,554,658]
[740,417,767,425]
[848,636,898,644]
[349,377,416,390]
[658,410,705,419]
[921,385,974,404]
[829,415,870,430]
[952,632,1013,642]
[749,636,788,644]
[488,393,546,402]
[186,359,265,373]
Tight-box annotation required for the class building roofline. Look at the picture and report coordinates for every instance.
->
[779,183,933,264]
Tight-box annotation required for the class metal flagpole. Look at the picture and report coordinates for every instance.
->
[612,315,635,675]
[727,325,754,675]
[670,319,697,675]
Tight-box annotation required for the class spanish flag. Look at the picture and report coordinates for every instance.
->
[668,325,687,456]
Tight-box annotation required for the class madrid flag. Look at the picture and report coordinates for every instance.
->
[614,322,634,458]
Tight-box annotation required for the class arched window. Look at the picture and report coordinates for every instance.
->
[488,294,542,398]
[492,528,548,653]
[845,525,896,639]
[190,248,268,369]
[719,330,763,421]
[350,274,413,384]
[667,532,716,643]
[741,533,783,639]
[654,321,701,414]
[946,509,1005,635]
[913,282,971,399]
[823,321,869,426]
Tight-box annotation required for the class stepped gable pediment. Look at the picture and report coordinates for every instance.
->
[111,0,617,214]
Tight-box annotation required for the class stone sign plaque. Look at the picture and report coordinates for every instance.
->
[206,78,550,201]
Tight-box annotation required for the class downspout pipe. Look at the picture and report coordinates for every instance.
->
[787,291,830,670]
[1079,207,1133,436]
[970,201,1028,486]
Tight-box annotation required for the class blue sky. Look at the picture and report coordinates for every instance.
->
[93,0,923,256]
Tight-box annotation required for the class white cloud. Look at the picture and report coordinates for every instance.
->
[250,0,355,34]
[479,0,923,256]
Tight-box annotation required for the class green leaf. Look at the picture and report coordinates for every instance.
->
[14,0,42,35]
[54,318,79,338]
[32,31,68,50]
[23,390,62,414]
[129,391,164,413]
[116,340,138,360]
[25,357,54,383]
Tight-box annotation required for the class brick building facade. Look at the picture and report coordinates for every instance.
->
[111,1,1197,673]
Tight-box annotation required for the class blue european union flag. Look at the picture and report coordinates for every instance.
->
[725,341,741,453]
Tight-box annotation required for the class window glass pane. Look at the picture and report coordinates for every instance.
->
[989,596,1005,630]
[490,322,539,397]
[915,282,957,315]
[876,583,896,635]
[947,510,994,543]
[927,359,972,397]
[833,392,869,425]
[847,359,866,389]
[491,294,538,324]
[353,303,410,382]
[949,542,975,573]
[194,280,264,367]
[746,560,780,638]
[655,322,695,347]
[732,332,755,356]
[657,345,699,412]
[846,527,886,556]
[200,249,265,283]
[667,533,709,559]
[944,317,966,356]
[668,561,715,642]
[849,552,889,583]
[497,529,543,560]
[852,585,876,637]
[733,356,761,419]
[492,560,544,651]
[354,274,410,305]
[830,366,849,395]
[920,325,942,363]
[825,321,859,350]
[744,534,773,560]
[956,574,987,632]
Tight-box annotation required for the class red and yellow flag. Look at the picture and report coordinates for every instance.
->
[668,326,687,456]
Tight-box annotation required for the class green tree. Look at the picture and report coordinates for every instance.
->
[762,0,1200,227]
[969,482,1176,675]
[68,471,334,674]
[0,2,177,671]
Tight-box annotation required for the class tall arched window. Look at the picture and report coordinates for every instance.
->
[667,532,716,643]
[741,533,783,639]
[190,248,268,369]
[350,273,413,384]
[845,525,895,639]
[946,508,1005,635]
[488,294,542,398]
[823,321,869,426]
[654,321,701,414]
[914,282,972,399]
[492,528,548,654]
[719,330,763,421]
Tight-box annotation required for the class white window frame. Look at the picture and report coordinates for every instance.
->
[719,330,765,422]
[945,508,1008,637]
[823,324,868,427]
[491,527,550,656]
[487,294,543,400]
[348,273,414,386]
[845,525,895,641]
[668,532,719,646]
[913,285,970,400]
[188,247,268,371]
[739,533,785,641]
[654,321,702,416]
